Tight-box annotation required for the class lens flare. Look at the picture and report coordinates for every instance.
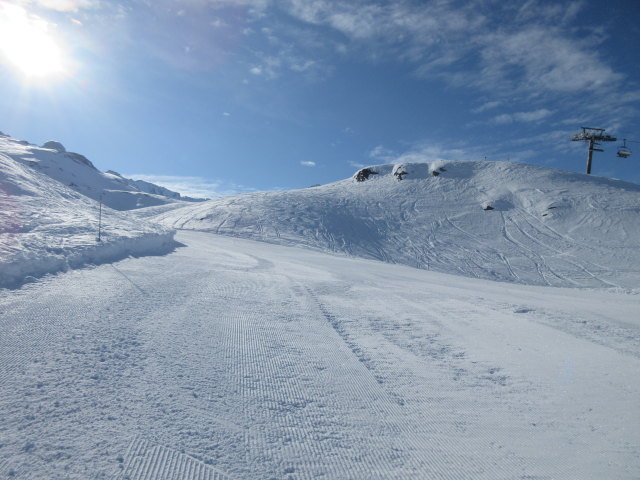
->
[0,4,65,78]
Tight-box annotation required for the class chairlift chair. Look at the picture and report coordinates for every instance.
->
[617,139,632,158]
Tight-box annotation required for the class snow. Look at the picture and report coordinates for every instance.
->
[153,160,640,288]
[0,231,638,479]
[1,132,640,478]
[41,140,66,152]
[0,147,177,288]
[0,133,204,211]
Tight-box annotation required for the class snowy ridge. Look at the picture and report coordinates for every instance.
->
[153,161,640,288]
[0,149,177,288]
[0,133,204,211]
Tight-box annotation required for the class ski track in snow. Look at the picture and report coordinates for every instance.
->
[151,161,640,290]
[1,230,638,479]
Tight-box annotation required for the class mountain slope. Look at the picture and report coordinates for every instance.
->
[0,132,204,210]
[153,161,640,288]
[0,147,176,288]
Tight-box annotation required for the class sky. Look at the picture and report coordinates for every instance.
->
[0,0,639,198]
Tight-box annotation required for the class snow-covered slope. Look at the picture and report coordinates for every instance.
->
[0,146,177,288]
[0,133,204,210]
[2,230,638,479]
[154,161,640,288]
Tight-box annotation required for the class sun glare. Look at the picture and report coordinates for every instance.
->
[0,4,66,78]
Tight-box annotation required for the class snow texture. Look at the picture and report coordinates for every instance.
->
[0,142,177,288]
[0,133,204,211]
[0,231,638,479]
[1,130,640,479]
[153,161,640,288]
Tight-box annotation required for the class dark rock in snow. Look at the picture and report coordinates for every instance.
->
[355,168,379,182]
[394,169,407,180]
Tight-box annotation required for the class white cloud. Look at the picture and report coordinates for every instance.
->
[393,144,472,164]
[290,59,315,72]
[248,55,285,79]
[126,174,258,199]
[300,160,316,167]
[279,0,627,115]
[477,27,621,94]
[514,109,554,122]
[492,114,514,125]
[366,143,475,166]
[369,145,395,161]
[472,101,501,114]
[30,0,100,12]
[492,108,554,125]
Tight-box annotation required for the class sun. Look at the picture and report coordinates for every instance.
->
[0,4,66,78]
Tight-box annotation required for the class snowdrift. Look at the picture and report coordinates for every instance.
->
[0,150,177,288]
[153,161,640,288]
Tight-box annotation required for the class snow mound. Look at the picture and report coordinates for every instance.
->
[0,133,205,210]
[0,151,178,288]
[153,161,640,288]
[41,140,66,152]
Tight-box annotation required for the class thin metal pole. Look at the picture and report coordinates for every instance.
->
[97,194,102,242]
[586,138,594,175]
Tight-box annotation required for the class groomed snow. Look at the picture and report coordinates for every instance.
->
[0,150,177,288]
[1,134,639,478]
[152,161,640,288]
[0,231,638,479]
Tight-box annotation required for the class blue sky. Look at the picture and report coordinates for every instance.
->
[1,0,639,198]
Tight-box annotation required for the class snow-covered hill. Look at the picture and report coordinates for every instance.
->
[0,132,204,211]
[0,143,177,288]
[153,161,640,288]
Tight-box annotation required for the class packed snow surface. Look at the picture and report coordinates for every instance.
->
[154,161,640,288]
[2,148,639,478]
[0,231,638,479]
[0,146,177,288]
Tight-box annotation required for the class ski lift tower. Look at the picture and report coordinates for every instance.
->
[571,127,617,175]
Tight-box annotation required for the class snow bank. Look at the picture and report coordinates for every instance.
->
[0,151,177,289]
[0,231,176,289]
[153,160,640,288]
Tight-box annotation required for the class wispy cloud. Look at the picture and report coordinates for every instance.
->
[277,0,631,123]
[126,174,259,199]
[492,108,554,125]
[348,160,366,169]
[476,27,621,94]
[369,142,477,165]
[300,160,316,167]
[472,101,502,114]
[246,29,330,81]
[392,144,476,164]
[26,0,100,12]
[369,145,395,161]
